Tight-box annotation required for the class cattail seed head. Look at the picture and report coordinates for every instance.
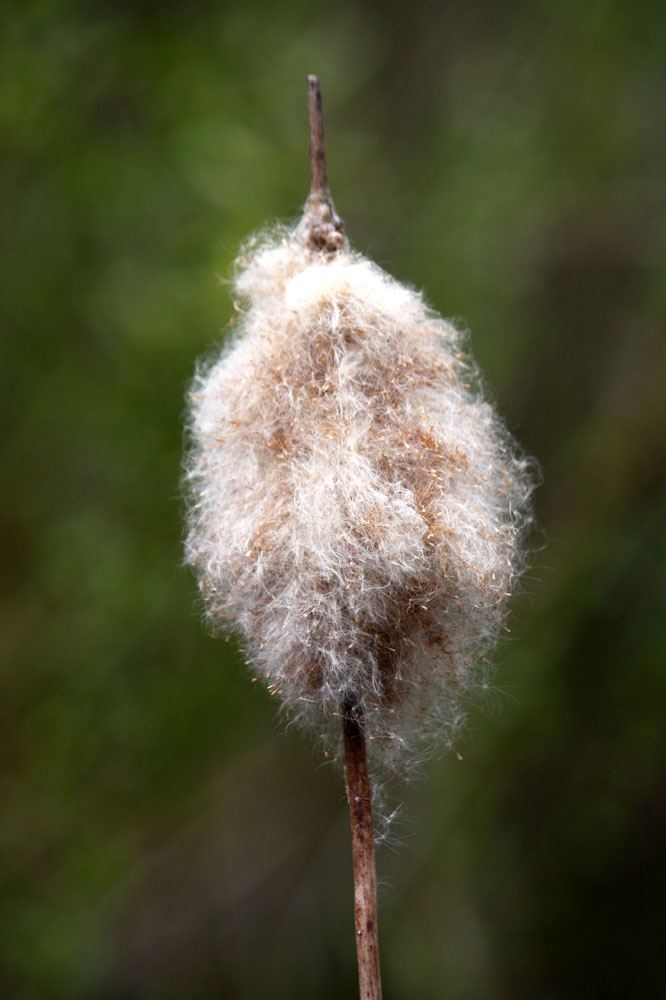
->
[184,222,535,769]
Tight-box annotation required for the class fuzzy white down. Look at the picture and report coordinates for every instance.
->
[184,228,534,768]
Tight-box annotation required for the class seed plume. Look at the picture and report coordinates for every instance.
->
[184,226,535,769]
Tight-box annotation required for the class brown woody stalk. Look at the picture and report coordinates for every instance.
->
[302,75,346,253]
[343,704,383,1000]
[306,75,382,999]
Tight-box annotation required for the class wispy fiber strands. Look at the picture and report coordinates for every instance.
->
[184,228,534,768]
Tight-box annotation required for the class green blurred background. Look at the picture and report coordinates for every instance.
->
[2,1,665,997]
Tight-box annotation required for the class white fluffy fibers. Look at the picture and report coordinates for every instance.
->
[184,226,535,768]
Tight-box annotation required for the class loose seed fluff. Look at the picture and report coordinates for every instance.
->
[184,225,534,769]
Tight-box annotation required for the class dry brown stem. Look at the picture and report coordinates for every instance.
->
[343,704,383,1000]
[302,75,346,253]
[308,74,329,199]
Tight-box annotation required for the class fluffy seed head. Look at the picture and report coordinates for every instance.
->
[184,223,535,768]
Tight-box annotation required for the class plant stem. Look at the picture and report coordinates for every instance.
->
[342,705,383,1000]
[308,73,329,199]
[303,75,346,252]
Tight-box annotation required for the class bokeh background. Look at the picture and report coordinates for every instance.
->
[3,1,665,997]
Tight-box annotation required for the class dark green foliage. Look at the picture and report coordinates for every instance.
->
[2,1,664,997]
